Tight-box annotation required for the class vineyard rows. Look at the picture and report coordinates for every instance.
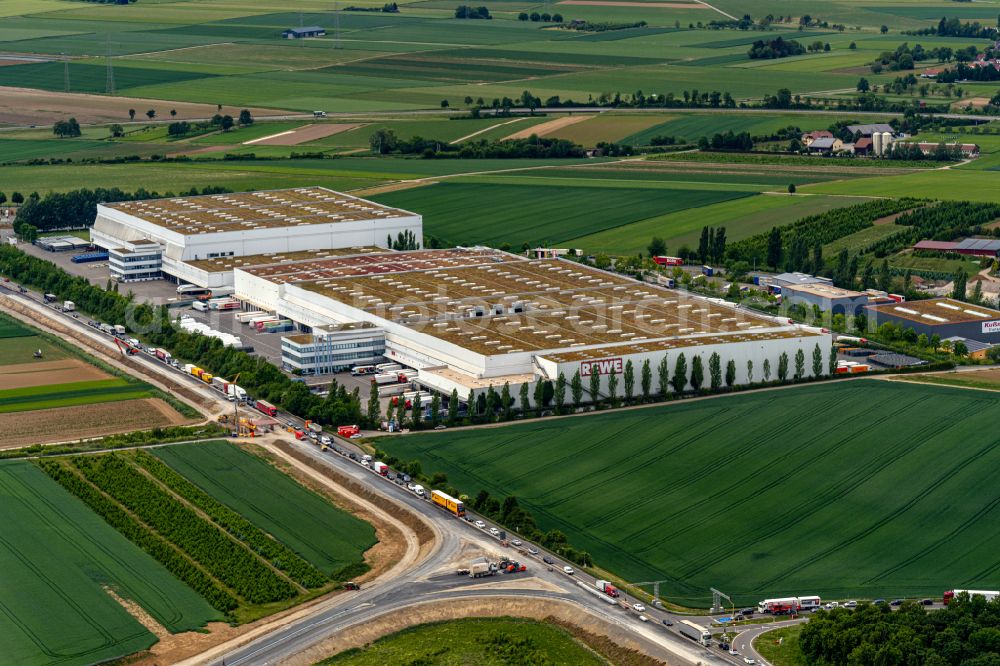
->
[133,451,328,589]
[71,455,298,605]
[35,459,238,612]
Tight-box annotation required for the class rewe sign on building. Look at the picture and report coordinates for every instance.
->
[581,357,623,376]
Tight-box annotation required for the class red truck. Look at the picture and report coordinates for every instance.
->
[652,256,683,267]
[294,430,305,440]
[337,425,360,438]
[595,580,620,598]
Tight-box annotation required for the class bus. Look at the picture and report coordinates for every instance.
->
[176,284,212,298]
[254,399,278,417]
[678,620,711,646]
[431,490,465,517]
[758,595,820,614]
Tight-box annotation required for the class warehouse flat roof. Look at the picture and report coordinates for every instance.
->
[782,283,867,299]
[104,187,415,236]
[295,254,788,355]
[184,246,385,273]
[866,297,1000,325]
[243,247,519,283]
[540,330,818,363]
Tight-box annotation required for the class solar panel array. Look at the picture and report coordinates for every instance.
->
[870,297,1000,325]
[108,187,410,236]
[184,246,385,273]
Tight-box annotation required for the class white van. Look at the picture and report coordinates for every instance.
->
[192,300,208,312]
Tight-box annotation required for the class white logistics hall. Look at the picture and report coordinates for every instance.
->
[89,186,422,285]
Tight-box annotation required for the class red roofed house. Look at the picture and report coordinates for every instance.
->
[854,137,873,155]
[913,240,960,252]
[801,130,833,146]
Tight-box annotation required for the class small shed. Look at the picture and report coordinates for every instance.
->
[282,26,326,39]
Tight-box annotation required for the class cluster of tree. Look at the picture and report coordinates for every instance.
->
[805,40,832,53]
[801,594,1000,665]
[52,117,82,138]
[649,135,680,146]
[560,20,647,32]
[37,458,240,613]
[747,36,806,59]
[167,121,191,137]
[0,191,24,206]
[726,199,919,269]
[75,454,299,604]
[0,245,368,429]
[698,226,727,264]
[697,130,753,151]
[344,2,398,11]
[906,15,1000,38]
[12,186,230,239]
[133,450,330,588]
[388,229,419,250]
[869,42,961,73]
[454,5,490,18]
[937,61,1000,83]
[368,128,586,159]
[517,11,562,22]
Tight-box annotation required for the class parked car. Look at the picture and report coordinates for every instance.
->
[873,599,885,605]
[474,520,486,528]
[729,649,739,656]
[489,527,500,537]
[844,600,858,608]
[563,566,574,575]
[744,658,756,665]
[662,619,673,627]
[527,547,538,555]
[511,539,522,546]
[543,556,555,565]
[890,599,903,606]
[638,615,648,622]
[632,603,646,612]
[719,642,730,651]
[921,599,934,606]
[434,424,447,430]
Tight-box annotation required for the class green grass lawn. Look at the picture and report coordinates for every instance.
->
[806,170,1000,201]
[0,460,220,666]
[0,378,152,413]
[0,332,70,365]
[754,624,807,666]
[319,617,605,665]
[373,180,752,246]
[153,440,376,578]
[573,194,870,256]
[379,380,1000,607]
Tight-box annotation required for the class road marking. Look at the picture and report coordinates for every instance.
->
[225,604,373,666]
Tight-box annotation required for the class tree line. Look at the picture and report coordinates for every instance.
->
[13,186,231,240]
[369,129,587,159]
[801,593,1000,665]
[0,245,368,429]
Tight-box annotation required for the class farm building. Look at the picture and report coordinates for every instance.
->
[801,130,833,146]
[90,187,422,285]
[231,248,830,400]
[847,123,895,137]
[865,297,1000,343]
[781,282,870,317]
[894,142,979,158]
[282,26,326,38]
[943,336,994,360]
[807,137,843,154]
[912,238,1000,257]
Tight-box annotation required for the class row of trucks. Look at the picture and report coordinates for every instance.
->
[464,556,527,579]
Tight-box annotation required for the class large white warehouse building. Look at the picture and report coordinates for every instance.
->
[232,247,830,399]
[89,186,422,286]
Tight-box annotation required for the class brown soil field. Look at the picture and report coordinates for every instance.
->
[0,358,109,389]
[952,97,991,110]
[501,114,591,140]
[0,398,190,449]
[559,0,705,6]
[245,123,361,146]
[0,86,289,126]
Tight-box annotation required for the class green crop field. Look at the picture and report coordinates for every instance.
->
[0,460,219,666]
[0,378,152,413]
[153,441,376,577]
[823,223,908,256]
[573,194,871,256]
[888,252,982,276]
[805,171,1000,202]
[373,180,752,246]
[320,617,605,665]
[379,380,1000,606]
[0,328,68,365]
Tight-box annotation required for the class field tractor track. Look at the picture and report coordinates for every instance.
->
[15,466,187,630]
[759,421,1000,591]
[674,393,951,578]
